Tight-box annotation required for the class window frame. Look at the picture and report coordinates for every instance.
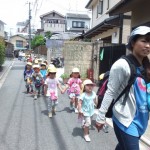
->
[16,40,23,47]
[97,0,103,17]
[72,21,85,28]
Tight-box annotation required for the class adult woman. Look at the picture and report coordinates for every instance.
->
[95,26,150,150]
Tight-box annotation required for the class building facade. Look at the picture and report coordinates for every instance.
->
[108,0,150,28]
[40,10,66,33]
[9,35,27,51]
[84,0,131,44]
[66,13,91,34]
[0,20,5,38]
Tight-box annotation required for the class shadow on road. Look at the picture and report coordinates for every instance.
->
[41,110,48,116]
[57,106,74,113]
[72,127,83,138]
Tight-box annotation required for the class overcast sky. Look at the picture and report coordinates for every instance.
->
[0,0,91,33]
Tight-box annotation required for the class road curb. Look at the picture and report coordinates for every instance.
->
[0,60,14,80]
[141,136,150,147]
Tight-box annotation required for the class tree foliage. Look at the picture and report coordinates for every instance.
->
[31,35,45,49]
[0,38,5,66]
[45,31,52,39]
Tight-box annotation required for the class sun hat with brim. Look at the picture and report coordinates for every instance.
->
[27,62,32,66]
[40,62,46,66]
[83,79,95,86]
[48,67,57,73]
[126,26,150,50]
[72,68,80,73]
[33,65,40,69]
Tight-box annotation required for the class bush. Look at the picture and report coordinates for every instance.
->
[0,39,5,66]
[60,73,70,79]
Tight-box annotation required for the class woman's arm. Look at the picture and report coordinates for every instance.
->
[96,58,131,124]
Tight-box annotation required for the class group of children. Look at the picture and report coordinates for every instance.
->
[24,60,105,142]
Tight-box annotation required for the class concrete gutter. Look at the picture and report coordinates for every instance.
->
[0,59,14,80]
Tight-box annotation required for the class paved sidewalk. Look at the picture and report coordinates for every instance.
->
[0,58,14,79]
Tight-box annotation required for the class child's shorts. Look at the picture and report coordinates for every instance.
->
[83,116,93,127]
[33,85,42,93]
[69,93,80,99]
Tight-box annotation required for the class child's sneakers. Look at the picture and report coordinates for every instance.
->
[27,87,29,93]
[52,108,56,115]
[34,95,37,100]
[48,112,52,118]
[69,103,74,111]
[84,135,91,142]
[103,124,109,133]
[74,108,78,113]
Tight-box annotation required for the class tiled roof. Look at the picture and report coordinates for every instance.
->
[66,13,90,19]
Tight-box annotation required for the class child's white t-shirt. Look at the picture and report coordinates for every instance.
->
[45,78,59,97]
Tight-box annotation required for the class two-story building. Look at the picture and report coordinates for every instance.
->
[84,0,131,44]
[66,13,91,34]
[108,0,150,29]
[0,20,5,38]
[40,10,66,34]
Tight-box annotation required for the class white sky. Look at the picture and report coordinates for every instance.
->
[0,0,91,34]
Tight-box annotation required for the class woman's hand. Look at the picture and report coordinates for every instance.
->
[95,122,104,132]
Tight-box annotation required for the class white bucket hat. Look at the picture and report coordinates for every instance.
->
[72,68,80,73]
[83,79,95,86]
[126,26,150,50]
[33,64,40,69]
[27,62,32,66]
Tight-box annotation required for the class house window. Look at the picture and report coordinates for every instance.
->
[107,0,109,9]
[72,21,85,28]
[16,40,23,47]
[97,0,103,17]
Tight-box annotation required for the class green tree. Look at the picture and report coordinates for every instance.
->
[31,35,45,49]
[0,38,5,66]
[45,31,52,39]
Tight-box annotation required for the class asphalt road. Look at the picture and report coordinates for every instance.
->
[0,59,148,150]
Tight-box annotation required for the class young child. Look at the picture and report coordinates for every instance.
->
[32,64,44,100]
[78,79,97,142]
[62,68,82,113]
[40,62,47,95]
[44,67,63,118]
[24,62,34,93]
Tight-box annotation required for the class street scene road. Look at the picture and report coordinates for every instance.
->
[0,59,117,150]
[0,59,149,150]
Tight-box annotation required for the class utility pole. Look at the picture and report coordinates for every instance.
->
[28,2,32,50]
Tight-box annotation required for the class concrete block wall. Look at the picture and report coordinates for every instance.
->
[63,41,93,78]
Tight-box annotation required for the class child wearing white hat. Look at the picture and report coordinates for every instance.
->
[24,62,34,93]
[78,79,97,142]
[61,68,82,113]
[32,65,44,100]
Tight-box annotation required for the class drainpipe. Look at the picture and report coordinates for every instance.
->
[119,14,123,44]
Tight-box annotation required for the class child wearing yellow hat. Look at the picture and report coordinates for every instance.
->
[44,67,63,118]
